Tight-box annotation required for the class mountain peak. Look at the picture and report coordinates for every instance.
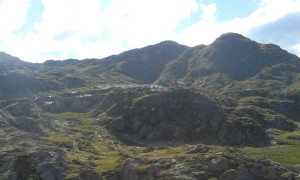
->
[213,32,251,42]
[152,40,187,51]
[211,33,254,48]
[157,40,181,46]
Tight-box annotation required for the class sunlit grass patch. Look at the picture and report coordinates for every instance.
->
[240,145,300,164]
[48,133,77,143]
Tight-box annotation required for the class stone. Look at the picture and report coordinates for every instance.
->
[185,144,212,154]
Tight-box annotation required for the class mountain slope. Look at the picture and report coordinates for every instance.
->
[1,33,299,97]
[79,40,188,84]
[0,52,37,73]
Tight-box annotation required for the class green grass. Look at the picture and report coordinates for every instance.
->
[240,145,300,164]
[135,146,187,160]
[132,94,151,104]
[65,127,94,135]
[238,96,292,105]
[272,122,300,144]
[279,130,300,143]
[48,111,135,177]
[134,145,224,160]
[48,112,95,132]
[48,112,91,122]
[284,82,300,94]
[48,133,77,143]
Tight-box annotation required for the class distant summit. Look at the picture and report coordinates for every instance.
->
[207,32,297,80]
[213,32,252,43]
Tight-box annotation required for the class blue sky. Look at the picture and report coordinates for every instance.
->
[0,0,299,63]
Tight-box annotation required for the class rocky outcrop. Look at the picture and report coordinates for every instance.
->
[8,117,44,133]
[0,72,61,98]
[61,76,87,88]
[5,102,32,117]
[235,105,297,131]
[39,86,159,114]
[0,72,44,96]
[1,150,65,180]
[72,170,103,180]
[271,115,297,131]
[2,102,46,133]
[39,94,104,113]
[108,89,268,145]
[270,100,300,121]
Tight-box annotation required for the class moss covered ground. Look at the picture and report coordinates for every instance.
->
[47,111,147,178]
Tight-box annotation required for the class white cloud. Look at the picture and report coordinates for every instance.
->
[1,0,107,62]
[0,0,29,54]
[175,0,300,56]
[1,0,201,62]
[0,0,299,62]
[0,0,29,34]
[174,3,221,45]
[245,0,300,56]
[24,0,201,62]
[242,0,300,28]
[291,44,300,57]
[101,0,200,48]
[36,0,104,37]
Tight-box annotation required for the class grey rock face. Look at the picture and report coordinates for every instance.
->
[109,89,267,145]
[123,159,142,180]
[185,144,214,154]
[1,150,65,180]
[9,117,44,133]
[271,115,296,131]
[69,170,103,180]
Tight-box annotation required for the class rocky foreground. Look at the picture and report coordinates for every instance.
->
[0,86,299,179]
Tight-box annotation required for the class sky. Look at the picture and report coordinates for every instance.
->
[0,0,299,63]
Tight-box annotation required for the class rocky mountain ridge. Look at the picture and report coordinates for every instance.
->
[1,33,299,98]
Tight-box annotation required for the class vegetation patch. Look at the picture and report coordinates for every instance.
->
[284,82,300,94]
[240,145,300,164]
[48,133,77,143]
